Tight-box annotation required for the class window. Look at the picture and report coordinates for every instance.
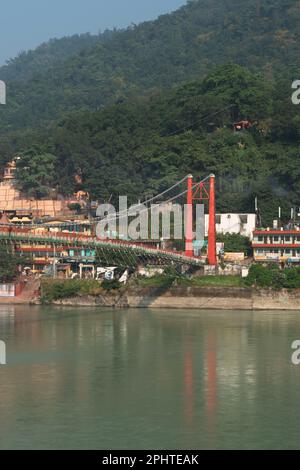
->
[273,236,279,242]
[216,215,221,224]
[258,236,263,242]
[285,249,291,254]
[285,236,291,242]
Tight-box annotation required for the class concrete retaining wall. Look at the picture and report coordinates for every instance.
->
[51,286,300,310]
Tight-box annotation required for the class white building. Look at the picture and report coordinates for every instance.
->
[205,213,257,240]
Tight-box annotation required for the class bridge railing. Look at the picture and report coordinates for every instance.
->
[0,227,203,264]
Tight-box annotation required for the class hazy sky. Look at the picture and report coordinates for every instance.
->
[0,0,187,65]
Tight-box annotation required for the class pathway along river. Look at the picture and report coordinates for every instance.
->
[0,305,300,450]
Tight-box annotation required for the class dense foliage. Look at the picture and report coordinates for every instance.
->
[15,150,58,198]
[0,245,27,282]
[217,234,252,255]
[41,278,125,302]
[2,62,300,225]
[245,264,300,289]
[1,0,300,132]
[1,1,300,225]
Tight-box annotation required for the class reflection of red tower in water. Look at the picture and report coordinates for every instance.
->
[184,347,194,425]
[183,331,218,437]
[205,332,217,437]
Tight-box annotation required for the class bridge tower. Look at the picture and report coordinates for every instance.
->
[185,174,217,265]
[207,175,217,266]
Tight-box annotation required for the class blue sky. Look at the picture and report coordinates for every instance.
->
[0,0,186,65]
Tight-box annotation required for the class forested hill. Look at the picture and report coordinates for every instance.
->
[8,64,300,225]
[0,34,102,82]
[1,0,300,132]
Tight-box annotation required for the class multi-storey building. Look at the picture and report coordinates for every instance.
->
[15,241,96,275]
[252,228,300,264]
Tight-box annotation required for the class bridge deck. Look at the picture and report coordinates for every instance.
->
[0,228,204,267]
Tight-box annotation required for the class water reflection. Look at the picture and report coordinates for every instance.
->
[0,306,300,449]
[205,332,217,441]
[184,346,194,426]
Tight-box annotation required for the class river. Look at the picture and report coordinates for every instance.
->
[0,305,300,449]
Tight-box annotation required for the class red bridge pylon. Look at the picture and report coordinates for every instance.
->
[185,174,217,266]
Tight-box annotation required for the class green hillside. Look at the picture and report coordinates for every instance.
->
[6,64,299,225]
[1,0,300,131]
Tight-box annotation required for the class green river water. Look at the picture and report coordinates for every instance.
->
[0,305,300,450]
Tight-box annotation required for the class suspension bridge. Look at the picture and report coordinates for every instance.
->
[0,174,217,270]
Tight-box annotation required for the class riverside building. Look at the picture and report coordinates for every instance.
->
[252,227,300,264]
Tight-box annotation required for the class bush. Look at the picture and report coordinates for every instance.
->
[245,264,300,289]
[68,203,82,213]
[217,233,252,255]
[101,279,121,290]
[282,267,300,289]
[41,279,103,301]
[245,264,282,288]
[41,280,79,301]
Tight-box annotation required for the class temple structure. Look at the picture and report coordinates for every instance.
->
[0,159,86,219]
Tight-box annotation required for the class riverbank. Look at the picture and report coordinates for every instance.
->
[3,276,300,310]
[43,284,300,311]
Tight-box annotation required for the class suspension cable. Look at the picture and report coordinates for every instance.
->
[0,174,212,230]
[98,174,212,224]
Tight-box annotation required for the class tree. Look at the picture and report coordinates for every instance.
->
[201,64,273,121]
[217,233,252,255]
[0,244,25,283]
[0,0,298,133]
[15,149,58,198]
